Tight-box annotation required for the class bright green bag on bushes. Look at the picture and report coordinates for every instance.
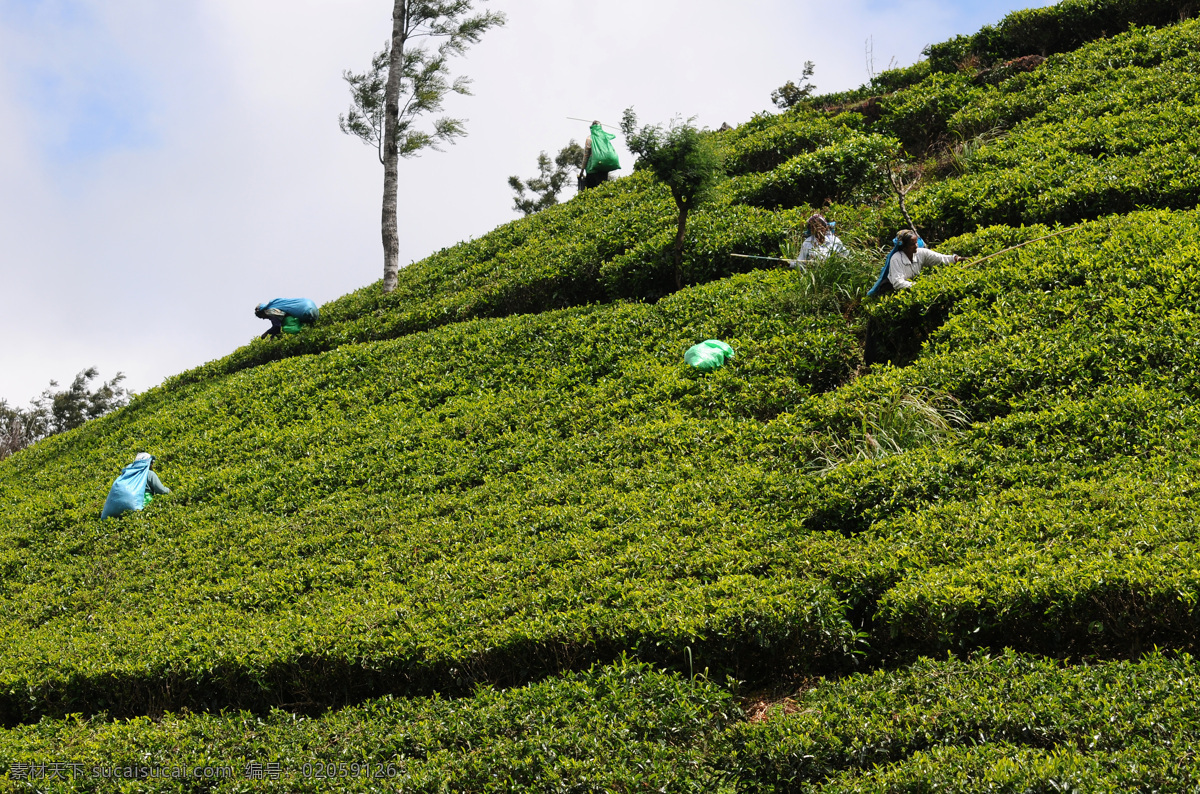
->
[281,316,304,335]
[684,339,734,371]
[586,123,620,175]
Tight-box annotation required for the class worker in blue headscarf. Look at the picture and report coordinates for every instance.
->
[886,228,964,290]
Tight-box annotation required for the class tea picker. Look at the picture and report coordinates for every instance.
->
[868,229,963,296]
[100,453,171,519]
[569,118,621,190]
[730,213,848,270]
[255,298,320,339]
[868,222,1088,297]
[796,213,848,263]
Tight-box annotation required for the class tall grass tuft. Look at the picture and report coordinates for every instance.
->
[809,388,969,472]
[780,233,881,317]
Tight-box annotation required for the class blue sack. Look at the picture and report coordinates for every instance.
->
[867,235,925,297]
[100,457,153,520]
[258,298,319,324]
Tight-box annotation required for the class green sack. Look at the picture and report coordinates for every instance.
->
[586,123,620,174]
[684,339,734,372]
[281,315,305,335]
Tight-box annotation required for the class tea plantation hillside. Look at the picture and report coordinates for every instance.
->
[5,1,1200,790]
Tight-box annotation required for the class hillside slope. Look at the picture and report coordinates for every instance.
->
[4,2,1200,790]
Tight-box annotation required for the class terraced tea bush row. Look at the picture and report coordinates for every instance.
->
[727,133,897,210]
[2,654,1197,792]
[912,21,1200,234]
[927,0,1198,73]
[0,662,739,792]
[718,111,865,175]
[947,26,1200,141]
[730,651,1200,792]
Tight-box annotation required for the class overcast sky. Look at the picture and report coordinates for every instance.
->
[0,0,1054,405]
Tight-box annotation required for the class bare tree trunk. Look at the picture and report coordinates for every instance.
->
[673,201,689,290]
[381,0,407,293]
[886,159,921,234]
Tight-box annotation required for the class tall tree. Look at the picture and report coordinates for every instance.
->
[507,140,585,216]
[340,1,505,293]
[620,109,724,290]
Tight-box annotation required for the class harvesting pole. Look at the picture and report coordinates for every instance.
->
[567,116,616,128]
[730,253,795,265]
[960,223,1087,268]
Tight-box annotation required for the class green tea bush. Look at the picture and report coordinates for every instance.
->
[876,71,985,153]
[720,112,865,175]
[4,654,1199,791]
[728,651,1200,792]
[728,133,897,209]
[0,662,740,792]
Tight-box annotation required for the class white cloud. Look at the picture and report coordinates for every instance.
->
[0,0,1052,404]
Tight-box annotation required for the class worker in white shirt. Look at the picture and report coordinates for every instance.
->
[887,228,964,290]
[795,213,849,265]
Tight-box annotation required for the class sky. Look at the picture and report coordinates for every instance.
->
[0,0,1055,405]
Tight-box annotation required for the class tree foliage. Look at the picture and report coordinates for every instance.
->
[339,41,471,163]
[620,108,724,288]
[771,60,817,109]
[507,141,585,215]
[0,368,129,461]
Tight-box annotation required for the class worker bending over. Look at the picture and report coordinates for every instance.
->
[255,298,320,339]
